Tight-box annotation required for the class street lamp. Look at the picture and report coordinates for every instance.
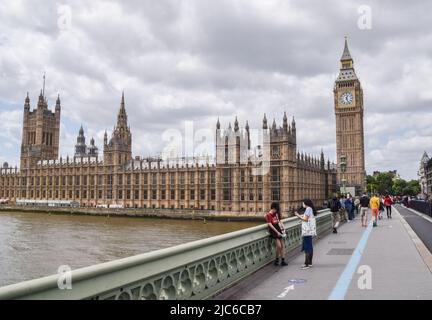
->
[340,155,347,195]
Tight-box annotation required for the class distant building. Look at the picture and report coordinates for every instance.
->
[74,125,99,159]
[418,151,430,198]
[425,158,432,199]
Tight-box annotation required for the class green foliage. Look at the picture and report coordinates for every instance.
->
[367,173,420,196]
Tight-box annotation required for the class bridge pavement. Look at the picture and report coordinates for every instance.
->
[215,206,432,300]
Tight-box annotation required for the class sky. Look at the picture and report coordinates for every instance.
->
[0,0,431,180]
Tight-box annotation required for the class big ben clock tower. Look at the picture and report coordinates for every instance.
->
[334,37,366,195]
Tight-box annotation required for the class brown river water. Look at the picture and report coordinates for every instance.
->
[0,211,260,286]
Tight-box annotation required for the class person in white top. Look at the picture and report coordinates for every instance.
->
[295,199,317,269]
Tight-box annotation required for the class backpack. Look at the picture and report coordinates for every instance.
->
[330,199,341,212]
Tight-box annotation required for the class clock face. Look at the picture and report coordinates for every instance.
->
[340,92,353,105]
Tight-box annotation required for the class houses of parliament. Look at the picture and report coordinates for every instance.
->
[0,39,366,215]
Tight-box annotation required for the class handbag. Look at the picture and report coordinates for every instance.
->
[301,217,317,237]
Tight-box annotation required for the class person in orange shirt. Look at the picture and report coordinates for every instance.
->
[369,194,380,227]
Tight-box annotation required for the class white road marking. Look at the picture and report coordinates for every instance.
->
[277,284,295,298]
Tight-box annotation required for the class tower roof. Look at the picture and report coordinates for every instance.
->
[341,36,353,61]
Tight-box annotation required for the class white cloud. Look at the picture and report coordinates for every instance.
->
[0,0,431,180]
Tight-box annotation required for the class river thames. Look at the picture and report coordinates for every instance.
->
[0,211,260,286]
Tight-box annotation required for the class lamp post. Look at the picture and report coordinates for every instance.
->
[340,155,347,196]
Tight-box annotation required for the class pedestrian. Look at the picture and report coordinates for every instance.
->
[370,193,380,227]
[378,196,385,220]
[328,195,341,233]
[340,195,347,222]
[295,199,317,270]
[354,197,360,216]
[265,202,288,266]
[384,195,393,219]
[345,195,353,221]
[359,193,370,227]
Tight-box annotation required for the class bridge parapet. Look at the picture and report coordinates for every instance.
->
[0,209,332,300]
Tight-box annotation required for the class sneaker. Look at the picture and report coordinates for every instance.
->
[309,264,313,267]
[281,261,288,266]
[373,222,377,227]
[274,259,279,266]
[333,228,337,234]
[301,264,311,270]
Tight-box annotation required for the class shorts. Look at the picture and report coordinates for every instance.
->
[360,207,368,217]
[371,208,378,217]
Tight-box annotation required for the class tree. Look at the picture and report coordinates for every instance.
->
[403,180,420,196]
[366,175,378,194]
[393,179,407,196]
[367,174,420,197]
[375,172,394,195]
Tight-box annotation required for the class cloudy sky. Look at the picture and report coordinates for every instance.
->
[0,0,431,179]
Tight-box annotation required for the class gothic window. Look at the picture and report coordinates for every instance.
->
[271,189,280,201]
[223,189,231,201]
[200,189,205,200]
[271,167,280,182]
[272,146,281,159]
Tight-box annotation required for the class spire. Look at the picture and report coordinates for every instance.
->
[341,36,352,61]
[90,137,95,146]
[283,111,288,131]
[79,125,84,135]
[263,113,268,130]
[42,72,46,98]
[291,116,296,130]
[55,94,61,110]
[216,117,220,130]
[272,118,276,131]
[234,116,239,132]
[116,91,128,130]
[104,130,108,145]
[245,120,249,131]
[24,92,30,109]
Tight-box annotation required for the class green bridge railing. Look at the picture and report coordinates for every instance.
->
[0,209,332,300]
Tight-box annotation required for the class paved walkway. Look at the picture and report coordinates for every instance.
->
[216,206,432,300]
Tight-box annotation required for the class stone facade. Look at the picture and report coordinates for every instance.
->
[334,37,366,195]
[0,91,337,215]
[0,48,351,215]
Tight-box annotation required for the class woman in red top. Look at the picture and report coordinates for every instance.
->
[384,195,393,219]
[265,202,287,266]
